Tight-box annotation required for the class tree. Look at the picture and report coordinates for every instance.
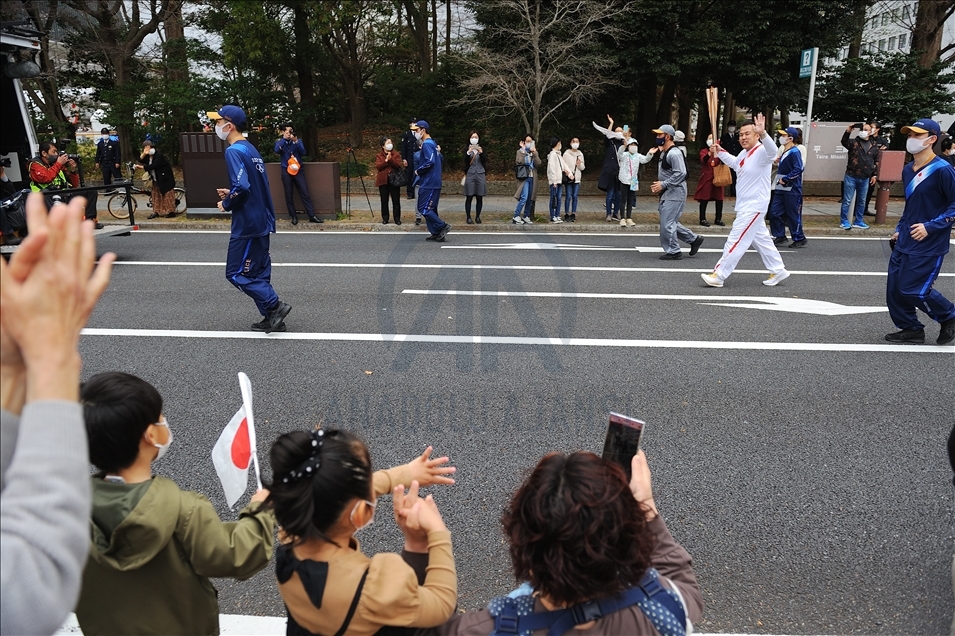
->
[912,0,955,67]
[812,51,955,147]
[458,0,631,141]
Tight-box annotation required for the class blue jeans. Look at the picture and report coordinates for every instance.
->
[549,184,562,218]
[605,180,621,217]
[563,182,579,213]
[840,175,869,225]
[514,179,531,217]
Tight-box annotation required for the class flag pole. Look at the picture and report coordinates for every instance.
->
[237,372,263,490]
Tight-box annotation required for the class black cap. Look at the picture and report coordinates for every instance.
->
[101,127,109,134]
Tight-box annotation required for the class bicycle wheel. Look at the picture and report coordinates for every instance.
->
[173,188,187,215]
[107,193,137,219]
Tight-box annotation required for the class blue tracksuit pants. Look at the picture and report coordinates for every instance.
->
[769,193,805,242]
[226,235,280,316]
[417,188,447,235]
[886,250,955,330]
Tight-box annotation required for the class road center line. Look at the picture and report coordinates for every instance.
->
[111,262,949,277]
[79,328,952,353]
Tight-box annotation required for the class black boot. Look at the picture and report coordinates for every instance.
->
[699,216,710,227]
[466,214,474,224]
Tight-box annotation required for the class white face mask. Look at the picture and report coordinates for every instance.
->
[414,130,423,142]
[858,131,870,140]
[384,143,393,151]
[350,498,376,532]
[906,136,932,155]
[152,419,172,461]
[628,146,638,154]
[705,139,713,147]
[470,138,479,145]
[727,127,736,134]
[148,148,156,155]
[778,136,790,147]
[571,142,579,150]
[215,121,231,140]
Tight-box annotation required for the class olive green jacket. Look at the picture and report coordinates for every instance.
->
[75,475,275,635]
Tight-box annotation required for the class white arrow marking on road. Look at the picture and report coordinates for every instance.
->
[401,290,887,316]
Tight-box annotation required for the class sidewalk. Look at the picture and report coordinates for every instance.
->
[100,194,902,236]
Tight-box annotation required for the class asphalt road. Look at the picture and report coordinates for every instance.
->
[79,229,954,635]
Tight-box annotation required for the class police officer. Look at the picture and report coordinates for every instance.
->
[94,128,122,189]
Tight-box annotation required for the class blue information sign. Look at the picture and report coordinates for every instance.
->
[799,48,814,78]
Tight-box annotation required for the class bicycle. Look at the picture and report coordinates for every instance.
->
[107,162,186,219]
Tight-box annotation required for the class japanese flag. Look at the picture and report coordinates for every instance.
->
[212,372,262,508]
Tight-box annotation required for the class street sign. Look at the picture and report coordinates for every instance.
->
[799,48,814,78]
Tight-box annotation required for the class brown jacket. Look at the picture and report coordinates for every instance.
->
[277,466,457,636]
[376,150,405,187]
[414,514,702,636]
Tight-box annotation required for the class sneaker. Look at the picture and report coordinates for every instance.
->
[555,216,563,223]
[436,223,451,241]
[714,220,725,226]
[840,221,852,230]
[611,215,620,221]
[606,215,613,222]
[426,234,438,240]
[619,219,627,227]
[415,218,422,226]
[689,235,704,256]
[659,252,682,260]
[773,236,788,245]
[938,317,955,345]
[626,219,635,227]
[252,319,287,333]
[512,217,524,224]
[852,221,870,229]
[264,302,291,333]
[763,270,791,286]
[789,239,807,248]
[551,217,560,223]
[701,272,723,287]
[884,328,925,344]
[523,217,533,224]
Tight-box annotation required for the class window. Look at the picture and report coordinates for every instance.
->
[878,39,886,51]
[902,5,910,20]
[870,14,879,29]
[889,36,896,50]
[892,9,899,21]
[899,33,907,49]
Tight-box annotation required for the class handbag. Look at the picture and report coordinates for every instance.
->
[561,170,573,185]
[712,162,732,187]
[515,163,530,180]
[388,168,407,188]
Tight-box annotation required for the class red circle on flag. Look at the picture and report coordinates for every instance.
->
[231,418,251,469]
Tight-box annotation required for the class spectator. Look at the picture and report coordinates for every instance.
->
[720,121,742,196]
[417,450,702,635]
[941,137,955,168]
[414,120,451,241]
[546,137,570,223]
[401,119,419,200]
[769,127,807,248]
[374,136,404,225]
[265,430,457,635]
[275,124,321,225]
[0,165,24,246]
[693,134,725,227]
[512,134,541,225]
[594,115,625,221]
[650,124,704,260]
[863,121,889,217]
[73,371,276,635]
[616,138,655,227]
[839,122,881,230]
[135,140,178,219]
[463,130,487,224]
[94,127,121,190]
[29,141,102,229]
[674,130,688,158]
[1,193,115,636]
[561,137,585,222]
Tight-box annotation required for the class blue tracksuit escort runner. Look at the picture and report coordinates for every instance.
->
[769,146,805,243]
[221,139,280,316]
[414,135,449,237]
[886,156,955,331]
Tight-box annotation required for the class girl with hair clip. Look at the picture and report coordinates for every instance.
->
[265,429,458,636]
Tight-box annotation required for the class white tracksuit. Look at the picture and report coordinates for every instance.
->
[711,134,786,281]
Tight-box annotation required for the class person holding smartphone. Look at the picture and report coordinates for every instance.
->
[839,121,881,230]
[274,124,321,225]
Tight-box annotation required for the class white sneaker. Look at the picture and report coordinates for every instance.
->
[555,216,564,223]
[763,270,791,286]
[701,272,723,287]
[626,219,636,226]
[550,217,560,223]
[512,217,524,224]
[619,218,627,227]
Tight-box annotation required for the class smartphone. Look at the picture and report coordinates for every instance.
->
[623,124,629,133]
[853,122,864,130]
[601,413,645,481]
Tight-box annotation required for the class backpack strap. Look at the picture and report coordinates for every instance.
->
[333,568,370,636]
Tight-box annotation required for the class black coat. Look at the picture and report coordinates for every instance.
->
[719,132,742,156]
[597,137,623,191]
[400,130,418,169]
[142,150,175,194]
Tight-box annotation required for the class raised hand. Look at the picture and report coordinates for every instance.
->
[406,446,456,487]
[753,113,766,137]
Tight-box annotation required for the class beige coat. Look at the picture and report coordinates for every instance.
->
[514,147,541,201]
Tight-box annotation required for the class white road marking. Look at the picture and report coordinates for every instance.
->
[441,242,740,253]
[401,290,887,316]
[110,261,954,277]
[79,328,953,353]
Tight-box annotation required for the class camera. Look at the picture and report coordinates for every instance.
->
[59,151,81,161]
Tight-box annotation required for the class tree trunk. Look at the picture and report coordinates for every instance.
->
[780,106,790,129]
[293,3,319,155]
[431,0,438,71]
[912,0,953,67]
[847,5,867,59]
[636,78,658,154]
[403,0,431,76]
[655,76,678,125]
[163,2,187,82]
[445,0,451,58]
